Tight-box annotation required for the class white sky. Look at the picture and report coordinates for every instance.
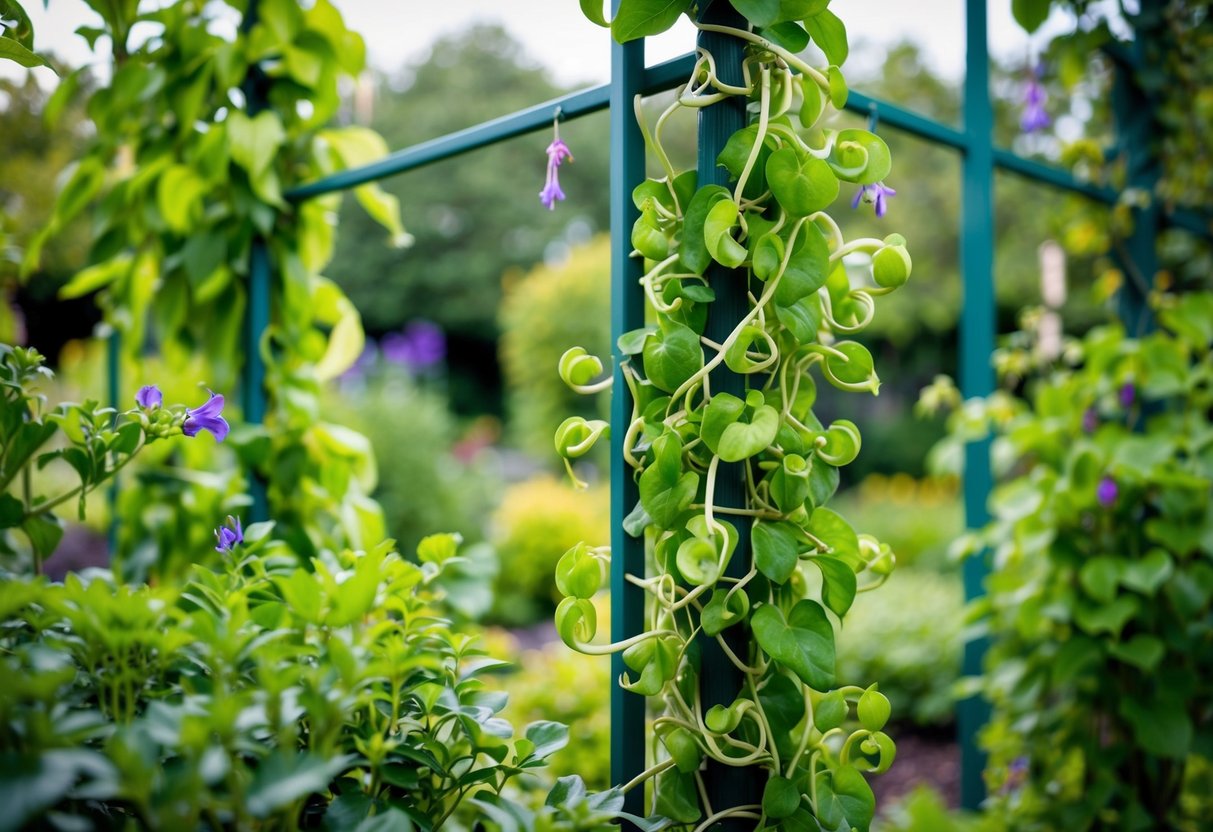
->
[16,1,1088,90]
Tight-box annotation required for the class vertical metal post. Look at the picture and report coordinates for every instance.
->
[1109,9,1162,336]
[696,2,759,824]
[609,9,647,821]
[106,331,120,553]
[959,0,995,810]
[240,0,270,523]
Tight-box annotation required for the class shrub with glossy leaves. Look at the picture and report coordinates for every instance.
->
[933,291,1213,829]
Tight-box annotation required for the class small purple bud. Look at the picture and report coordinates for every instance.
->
[135,385,163,409]
[1082,408,1098,434]
[1119,383,1136,409]
[1096,476,1118,508]
[183,391,229,442]
[852,181,896,218]
[214,515,243,554]
[1020,67,1050,133]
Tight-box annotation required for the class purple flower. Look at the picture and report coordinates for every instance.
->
[1020,69,1050,133]
[1082,408,1098,434]
[214,515,243,554]
[540,138,573,210]
[1119,382,1136,409]
[852,181,896,217]
[1096,476,1118,508]
[135,385,163,409]
[381,321,446,370]
[183,391,229,442]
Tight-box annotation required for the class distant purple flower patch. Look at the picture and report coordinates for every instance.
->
[382,320,445,371]
[540,137,573,210]
[1020,69,1050,133]
[214,515,243,554]
[1096,476,1118,508]
[852,181,896,217]
[183,391,229,442]
[1119,382,1136,409]
[1082,408,1098,434]
[135,385,162,409]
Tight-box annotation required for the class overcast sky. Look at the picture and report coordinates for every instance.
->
[17,1,1091,90]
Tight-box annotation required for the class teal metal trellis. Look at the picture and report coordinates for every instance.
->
[108,0,1193,815]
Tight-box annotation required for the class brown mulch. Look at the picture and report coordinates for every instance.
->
[871,729,961,810]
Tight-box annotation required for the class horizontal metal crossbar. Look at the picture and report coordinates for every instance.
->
[287,49,1209,237]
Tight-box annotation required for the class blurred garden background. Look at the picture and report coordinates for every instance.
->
[2,1,1210,828]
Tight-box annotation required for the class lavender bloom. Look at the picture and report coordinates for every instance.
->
[183,391,229,442]
[1119,382,1136,408]
[135,385,163,409]
[214,515,243,554]
[1096,476,1118,508]
[1020,69,1050,133]
[1082,408,1098,434]
[852,181,896,217]
[382,321,446,370]
[540,137,573,210]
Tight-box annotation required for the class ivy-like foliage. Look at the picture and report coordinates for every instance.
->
[24,0,407,567]
[557,2,912,828]
[926,291,1213,829]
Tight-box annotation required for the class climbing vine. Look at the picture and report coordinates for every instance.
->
[25,0,406,571]
[557,2,910,828]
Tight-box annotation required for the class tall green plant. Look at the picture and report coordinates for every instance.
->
[25,0,405,566]
[928,292,1213,829]
[553,2,912,827]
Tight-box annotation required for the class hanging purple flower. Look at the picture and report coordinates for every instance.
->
[1082,408,1098,434]
[1020,67,1050,133]
[1096,476,1118,508]
[381,320,446,371]
[135,385,163,409]
[852,181,896,217]
[1119,382,1136,409]
[183,391,229,442]
[214,515,243,554]
[540,136,573,211]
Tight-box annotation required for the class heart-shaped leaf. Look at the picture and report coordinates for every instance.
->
[752,600,835,690]
[642,322,703,393]
[639,431,700,529]
[766,146,839,216]
[753,520,801,584]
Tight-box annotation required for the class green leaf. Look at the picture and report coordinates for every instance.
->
[1120,696,1192,760]
[580,0,610,26]
[730,0,780,26]
[766,146,839,216]
[1012,0,1051,33]
[524,721,569,759]
[1078,556,1124,604]
[774,222,831,307]
[812,555,857,617]
[642,322,703,393]
[814,690,847,732]
[246,753,354,817]
[752,520,800,584]
[157,165,207,234]
[763,775,802,819]
[22,514,63,559]
[829,129,892,184]
[1108,635,1165,672]
[717,402,779,462]
[1120,549,1173,595]
[654,767,701,823]
[701,587,749,636]
[857,687,891,732]
[0,35,52,70]
[632,201,670,260]
[680,185,730,275]
[612,0,689,42]
[752,600,835,690]
[761,21,810,52]
[804,9,848,65]
[799,76,825,128]
[1074,596,1138,637]
[227,109,286,180]
[704,198,748,268]
[819,766,875,832]
[807,507,860,568]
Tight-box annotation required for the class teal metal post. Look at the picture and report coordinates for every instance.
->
[240,0,270,522]
[609,10,647,821]
[696,2,760,824]
[1109,10,1162,336]
[958,0,994,810]
[106,331,120,553]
